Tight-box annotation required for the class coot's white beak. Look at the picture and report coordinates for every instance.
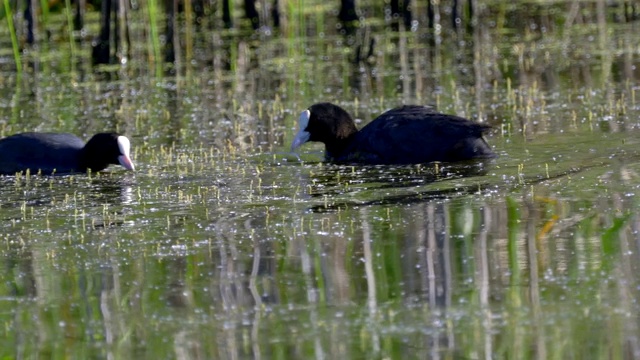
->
[291,109,311,152]
[290,130,310,152]
[117,136,135,171]
[118,155,135,171]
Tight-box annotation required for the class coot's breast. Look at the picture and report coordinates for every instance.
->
[334,106,494,164]
[0,133,86,175]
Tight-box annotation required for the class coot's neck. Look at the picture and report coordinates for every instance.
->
[324,133,356,160]
[78,150,109,173]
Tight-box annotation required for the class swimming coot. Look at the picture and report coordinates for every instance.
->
[290,103,496,164]
[0,132,135,175]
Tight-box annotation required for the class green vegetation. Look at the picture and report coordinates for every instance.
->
[0,0,639,358]
[2,0,22,73]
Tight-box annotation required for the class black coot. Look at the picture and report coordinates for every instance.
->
[290,103,496,164]
[0,132,135,175]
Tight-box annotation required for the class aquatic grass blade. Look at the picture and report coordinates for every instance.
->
[3,0,22,73]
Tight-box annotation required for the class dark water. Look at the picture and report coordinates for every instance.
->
[1,4,640,359]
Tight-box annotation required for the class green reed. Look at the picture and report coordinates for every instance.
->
[146,0,163,76]
[3,0,22,73]
[184,0,194,75]
[39,0,49,27]
[64,0,77,71]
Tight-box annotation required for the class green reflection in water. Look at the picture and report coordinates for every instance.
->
[1,2,640,358]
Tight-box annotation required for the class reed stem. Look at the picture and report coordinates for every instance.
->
[3,0,22,73]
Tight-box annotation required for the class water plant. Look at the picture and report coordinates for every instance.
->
[3,0,22,73]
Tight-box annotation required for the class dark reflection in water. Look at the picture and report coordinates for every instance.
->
[189,197,473,310]
[300,160,494,213]
[2,250,37,298]
[308,160,493,195]
[85,176,135,204]
[165,257,190,308]
[304,154,631,213]
[0,174,134,210]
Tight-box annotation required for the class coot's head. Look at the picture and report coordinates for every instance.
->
[81,133,135,172]
[290,103,358,155]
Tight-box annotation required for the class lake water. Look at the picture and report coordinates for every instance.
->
[1,3,640,358]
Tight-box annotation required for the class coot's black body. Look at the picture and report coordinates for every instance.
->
[0,132,135,175]
[290,103,495,165]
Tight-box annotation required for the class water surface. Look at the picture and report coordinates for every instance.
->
[1,4,640,358]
